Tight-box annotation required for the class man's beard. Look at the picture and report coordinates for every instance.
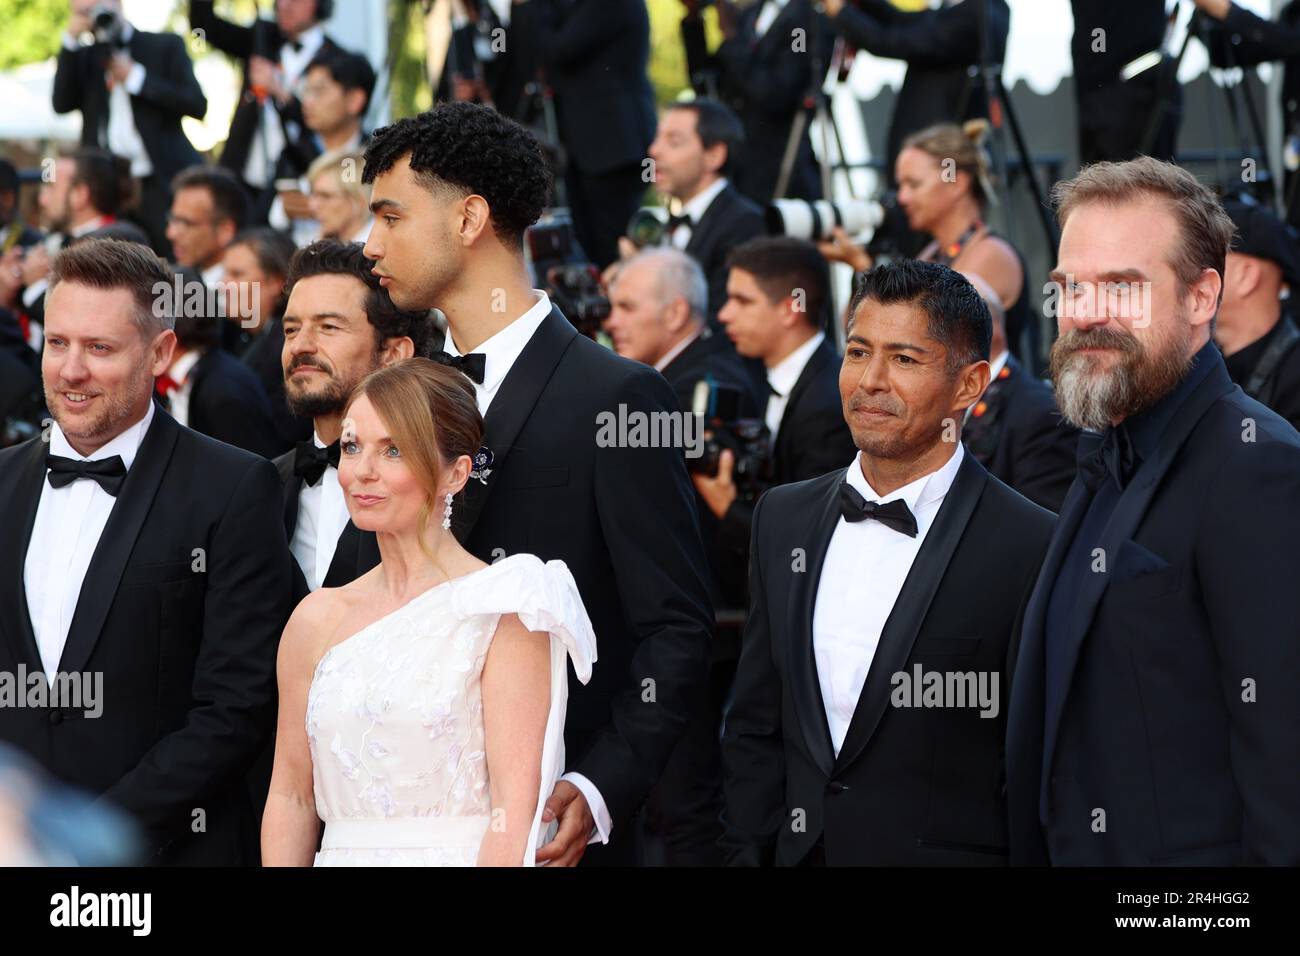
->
[45,369,146,447]
[283,352,377,419]
[1049,319,1194,431]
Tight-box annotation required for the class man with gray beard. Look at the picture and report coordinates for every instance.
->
[1007,157,1300,866]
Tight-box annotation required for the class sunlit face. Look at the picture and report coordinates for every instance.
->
[717,267,790,361]
[363,154,463,312]
[301,65,361,137]
[647,108,721,202]
[38,158,77,232]
[604,258,676,364]
[895,147,966,234]
[282,274,379,418]
[841,299,982,460]
[42,282,174,456]
[167,187,230,270]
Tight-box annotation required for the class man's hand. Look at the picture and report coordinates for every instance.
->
[248,56,285,102]
[818,226,873,272]
[67,0,93,39]
[20,246,51,288]
[692,448,738,519]
[822,0,847,17]
[106,52,134,88]
[1193,0,1231,20]
[534,779,593,867]
[280,188,313,221]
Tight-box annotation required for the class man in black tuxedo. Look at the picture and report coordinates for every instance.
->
[822,0,1009,181]
[646,100,766,326]
[682,0,830,203]
[189,0,341,221]
[510,0,657,268]
[1214,198,1300,431]
[1008,158,1300,866]
[53,0,206,254]
[362,102,714,866]
[961,272,1078,512]
[0,238,294,864]
[273,240,434,601]
[695,236,857,560]
[722,259,1054,865]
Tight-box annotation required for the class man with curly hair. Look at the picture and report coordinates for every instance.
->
[361,103,715,867]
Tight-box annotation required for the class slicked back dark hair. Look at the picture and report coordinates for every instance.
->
[170,165,249,230]
[726,236,829,328]
[361,102,551,248]
[666,99,745,173]
[849,259,992,376]
[284,239,435,357]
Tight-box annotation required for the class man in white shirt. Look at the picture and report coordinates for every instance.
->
[721,258,1056,865]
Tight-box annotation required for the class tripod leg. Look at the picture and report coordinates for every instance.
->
[775,108,811,201]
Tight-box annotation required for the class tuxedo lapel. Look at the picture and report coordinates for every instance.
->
[775,338,832,452]
[453,307,577,541]
[274,451,300,541]
[784,470,844,778]
[322,521,378,588]
[58,411,180,676]
[0,438,50,670]
[832,452,989,773]
[685,187,732,261]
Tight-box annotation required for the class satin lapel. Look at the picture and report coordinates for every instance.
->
[685,188,730,261]
[453,308,577,542]
[774,339,833,456]
[784,471,845,778]
[322,522,359,589]
[58,411,180,676]
[832,452,989,774]
[1040,364,1235,776]
[273,451,299,541]
[0,438,50,669]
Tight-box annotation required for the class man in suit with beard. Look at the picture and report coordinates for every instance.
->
[0,238,294,864]
[362,102,714,866]
[1008,157,1300,865]
[722,259,1054,865]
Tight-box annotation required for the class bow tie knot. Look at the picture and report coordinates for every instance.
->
[46,453,127,496]
[666,213,692,234]
[431,350,487,385]
[1077,426,1137,493]
[838,482,919,537]
[293,439,340,486]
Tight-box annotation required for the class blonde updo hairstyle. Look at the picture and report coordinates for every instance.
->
[902,119,997,208]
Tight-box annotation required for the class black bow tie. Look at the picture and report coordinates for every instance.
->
[1077,426,1137,493]
[838,482,919,537]
[286,40,302,53]
[667,213,692,233]
[294,439,340,486]
[46,453,127,496]
[431,350,487,385]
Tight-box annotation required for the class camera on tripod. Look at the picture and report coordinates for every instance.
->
[89,4,128,49]
[524,212,610,339]
[686,379,773,502]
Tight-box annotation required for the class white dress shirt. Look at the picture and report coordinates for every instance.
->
[163,348,203,427]
[289,430,350,592]
[812,442,966,755]
[244,25,326,189]
[669,176,729,251]
[442,291,553,415]
[764,330,825,439]
[25,401,156,679]
[445,290,611,846]
[754,0,790,38]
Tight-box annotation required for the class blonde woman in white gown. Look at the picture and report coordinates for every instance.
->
[262,358,596,866]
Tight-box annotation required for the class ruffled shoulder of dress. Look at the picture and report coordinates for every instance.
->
[447,554,598,683]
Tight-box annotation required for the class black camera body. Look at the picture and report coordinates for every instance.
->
[686,380,773,503]
[525,214,610,339]
[90,4,128,49]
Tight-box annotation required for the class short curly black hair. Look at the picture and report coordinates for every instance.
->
[285,239,436,358]
[361,102,551,248]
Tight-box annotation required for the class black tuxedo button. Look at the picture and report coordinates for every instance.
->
[48,710,63,726]
[827,780,846,794]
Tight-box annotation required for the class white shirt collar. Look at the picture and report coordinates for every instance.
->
[989,349,1010,381]
[767,330,825,398]
[70,215,111,238]
[49,399,154,469]
[680,177,729,225]
[167,348,203,384]
[284,24,325,58]
[654,326,703,372]
[847,440,964,514]
[444,290,553,402]
[201,263,225,288]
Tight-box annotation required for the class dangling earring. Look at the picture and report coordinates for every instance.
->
[442,492,454,530]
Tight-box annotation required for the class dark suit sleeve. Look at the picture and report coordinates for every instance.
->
[96,458,293,850]
[1007,400,1079,513]
[829,2,982,66]
[133,34,208,120]
[1202,2,1300,68]
[1195,436,1300,864]
[680,11,713,94]
[513,0,642,69]
[195,374,282,460]
[719,489,784,865]
[714,13,825,116]
[188,0,256,60]
[579,365,715,825]
[52,44,92,116]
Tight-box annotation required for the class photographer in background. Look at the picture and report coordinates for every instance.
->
[821,0,1009,182]
[510,0,657,268]
[53,0,207,255]
[696,236,856,556]
[820,121,1037,368]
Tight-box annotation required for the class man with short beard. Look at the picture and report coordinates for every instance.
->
[1007,157,1300,866]
[273,239,433,599]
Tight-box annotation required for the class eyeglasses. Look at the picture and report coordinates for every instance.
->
[166,212,215,230]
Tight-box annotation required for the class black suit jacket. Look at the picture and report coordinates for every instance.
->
[240,316,312,454]
[684,183,766,325]
[1007,350,1300,865]
[511,0,656,176]
[0,412,294,864]
[272,447,380,603]
[684,0,830,202]
[185,347,282,459]
[963,355,1079,513]
[721,453,1055,865]
[52,29,205,181]
[829,0,1008,178]
[446,307,714,834]
[719,337,858,552]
